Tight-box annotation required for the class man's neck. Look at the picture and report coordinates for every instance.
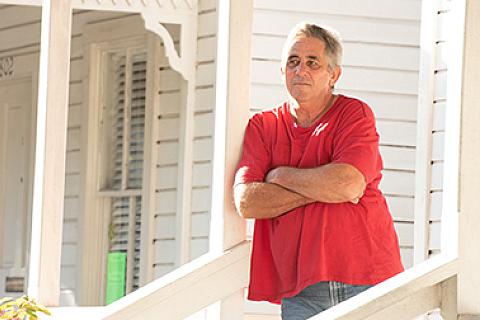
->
[291,93,335,128]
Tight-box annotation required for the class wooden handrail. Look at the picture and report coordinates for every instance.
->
[310,253,458,320]
[45,241,251,320]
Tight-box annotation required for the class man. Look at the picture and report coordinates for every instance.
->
[233,22,404,320]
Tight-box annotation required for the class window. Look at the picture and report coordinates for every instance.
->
[99,49,147,294]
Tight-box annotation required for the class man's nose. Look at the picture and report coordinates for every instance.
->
[294,62,308,76]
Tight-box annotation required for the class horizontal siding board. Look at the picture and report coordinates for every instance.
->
[155,166,178,189]
[69,82,83,105]
[198,0,216,11]
[191,188,211,212]
[64,197,80,220]
[432,132,445,161]
[380,170,415,196]
[254,0,421,21]
[435,11,449,43]
[434,70,447,101]
[65,174,81,197]
[195,87,215,112]
[190,238,209,259]
[193,138,213,162]
[157,141,179,166]
[60,267,76,290]
[154,264,175,278]
[342,90,417,122]
[428,221,441,250]
[66,127,81,151]
[435,42,448,71]
[191,213,210,238]
[155,190,177,214]
[400,247,413,269]
[158,92,181,115]
[430,162,443,191]
[386,196,414,222]
[196,63,215,87]
[65,150,81,174]
[198,11,217,37]
[433,101,446,131]
[377,121,416,147]
[252,36,419,71]
[394,222,413,247]
[253,10,420,46]
[430,192,443,222]
[380,146,415,171]
[251,61,419,95]
[193,113,214,137]
[68,104,82,127]
[192,162,212,187]
[0,5,40,29]
[154,239,175,263]
[61,243,77,266]
[155,214,176,239]
[158,118,180,140]
[62,219,79,243]
[197,36,216,62]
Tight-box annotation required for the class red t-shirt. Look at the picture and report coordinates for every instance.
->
[234,95,404,304]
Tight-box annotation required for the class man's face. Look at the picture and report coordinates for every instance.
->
[282,36,341,105]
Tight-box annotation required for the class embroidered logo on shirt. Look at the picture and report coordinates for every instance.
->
[313,122,329,136]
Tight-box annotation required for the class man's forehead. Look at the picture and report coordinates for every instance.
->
[287,37,326,56]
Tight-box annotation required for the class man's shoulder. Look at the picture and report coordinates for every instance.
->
[336,94,375,119]
[249,102,287,123]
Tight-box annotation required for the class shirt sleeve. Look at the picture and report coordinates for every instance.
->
[234,113,271,186]
[331,101,381,184]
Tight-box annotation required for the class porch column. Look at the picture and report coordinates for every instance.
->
[27,0,72,306]
[210,0,253,318]
[456,0,480,318]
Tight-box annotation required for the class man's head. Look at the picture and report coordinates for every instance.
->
[281,22,343,71]
[281,22,343,106]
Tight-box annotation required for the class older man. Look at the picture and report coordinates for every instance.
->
[233,22,404,320]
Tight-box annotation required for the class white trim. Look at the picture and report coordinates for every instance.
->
[175,20,197,266]
[456,0,480,314]
[209,0,251,254]
[310,254,458,320]
[413,0,439,265]
[28,0,72,306]
[441,0,465,258]
[139,33,162,285]
[80,17,150,305]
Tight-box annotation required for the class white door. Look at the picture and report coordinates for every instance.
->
[0,78,34,296]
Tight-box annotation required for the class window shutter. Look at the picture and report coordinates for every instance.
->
[108,50,146,293]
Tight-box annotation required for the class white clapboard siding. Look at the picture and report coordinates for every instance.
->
[186,3,218,262]
[424,3,451,260]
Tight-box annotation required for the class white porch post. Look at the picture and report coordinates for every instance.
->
[457,0,480,318]
[210,0,253,318]
[27,0,72,306]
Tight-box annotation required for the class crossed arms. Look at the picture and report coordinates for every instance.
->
[234,163,366,219]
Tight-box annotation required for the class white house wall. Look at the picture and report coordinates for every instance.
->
[427,0,451,257]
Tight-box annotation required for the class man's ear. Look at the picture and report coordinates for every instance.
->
[329,66,342,88]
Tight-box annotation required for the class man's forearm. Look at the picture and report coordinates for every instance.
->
[266,164,366,203]
[234,182,314,219]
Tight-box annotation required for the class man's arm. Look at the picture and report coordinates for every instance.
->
[234,182,314,219]
[265,163,366,204]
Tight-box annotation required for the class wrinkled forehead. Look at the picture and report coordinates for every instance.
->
[283,36,327,60]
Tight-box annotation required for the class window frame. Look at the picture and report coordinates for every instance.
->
[80,15,161,305]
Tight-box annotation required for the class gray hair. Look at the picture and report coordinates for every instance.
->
[281,22,343,70]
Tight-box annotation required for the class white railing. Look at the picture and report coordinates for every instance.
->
[311,254,458,320]
[45,241,251,320]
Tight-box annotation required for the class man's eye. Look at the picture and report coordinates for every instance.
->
[307,60,320,69]
[287,59,300,68]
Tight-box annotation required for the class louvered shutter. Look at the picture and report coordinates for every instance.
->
[107,50,146,293]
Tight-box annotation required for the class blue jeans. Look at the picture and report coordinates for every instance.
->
[281,281,372,320]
